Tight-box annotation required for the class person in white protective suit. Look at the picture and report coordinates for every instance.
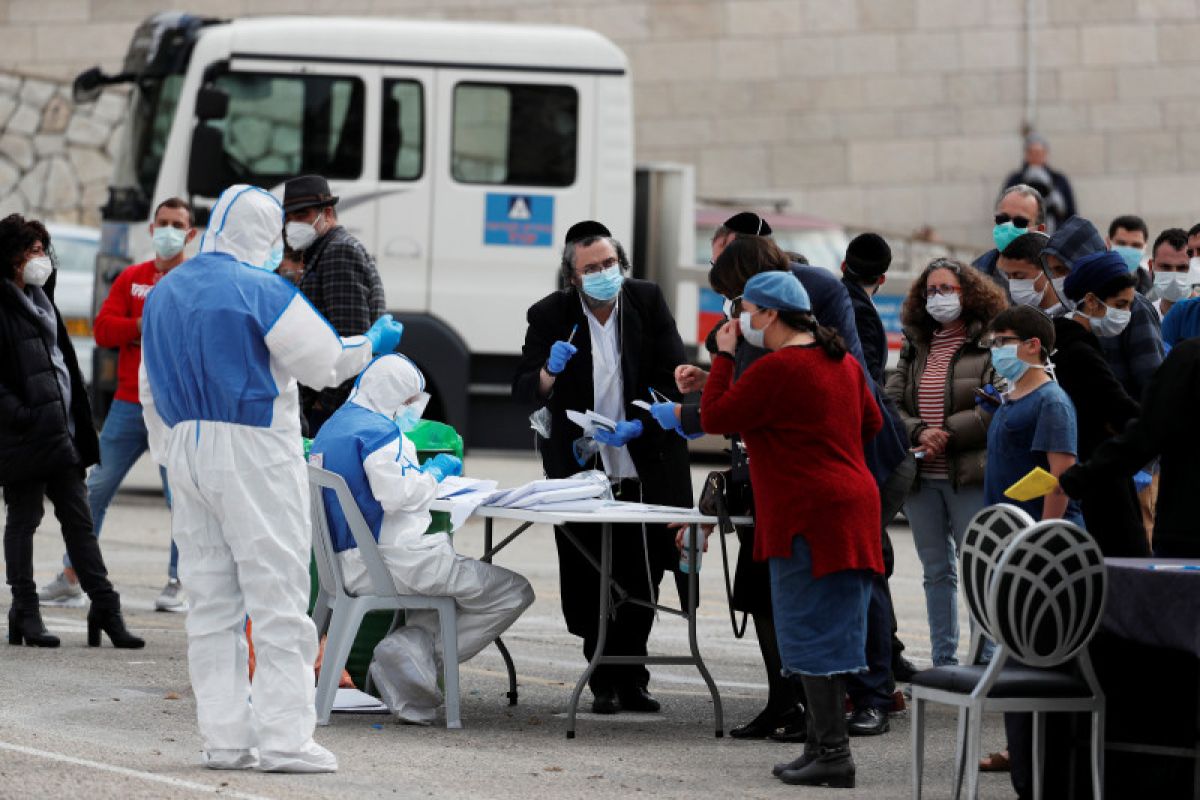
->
[309,354,535,724]
[139,185,404,772]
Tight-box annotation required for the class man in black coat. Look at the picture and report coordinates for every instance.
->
[512,221,692,714]
[840,232,892,386]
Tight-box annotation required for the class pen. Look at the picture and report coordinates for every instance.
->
[567,324,578,345]
[1147,564,1200,571]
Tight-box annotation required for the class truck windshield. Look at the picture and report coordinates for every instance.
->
[108,74,184,218]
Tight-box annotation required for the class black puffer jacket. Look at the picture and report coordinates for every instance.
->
[0,276,98,484]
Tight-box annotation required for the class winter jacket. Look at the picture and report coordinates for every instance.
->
[885,319,996,488]
[0,276,98,484]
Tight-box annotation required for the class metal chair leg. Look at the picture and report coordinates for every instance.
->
[1033,711,1046,800]
[966,702,984,800]
[953,707,969,800]
[1091,709,1105,800]
[911,697,926,800]
[315,600,365,726]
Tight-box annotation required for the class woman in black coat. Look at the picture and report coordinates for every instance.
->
[0,214,142,649]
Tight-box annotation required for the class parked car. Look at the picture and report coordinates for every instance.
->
[47,223,100,385]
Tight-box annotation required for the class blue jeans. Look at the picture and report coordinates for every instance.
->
[902,478,984,666]
[69,399,177,579]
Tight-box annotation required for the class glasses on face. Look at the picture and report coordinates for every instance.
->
[925,283,962,298]
[984,335,1025,349]
[995,213,1032,229]
[580,257,619,276]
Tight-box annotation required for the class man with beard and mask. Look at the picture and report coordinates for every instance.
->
[512,221,692,716]
[1147,228,1196,320]
[1002,133,1076,232]
[972,184,1047,297]
[283,175,387,434]
[310,354,534,725]
[140,184,404,772]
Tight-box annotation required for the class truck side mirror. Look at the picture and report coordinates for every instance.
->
[72,67,105,104]
[194,87,229,120]
[187,123,230,198]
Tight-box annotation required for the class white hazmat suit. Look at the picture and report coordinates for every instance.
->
[140,185,375,772]
[309,355,534,724]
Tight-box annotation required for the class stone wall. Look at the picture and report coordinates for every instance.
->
[2,1,1200,247]
[0,72,123,226]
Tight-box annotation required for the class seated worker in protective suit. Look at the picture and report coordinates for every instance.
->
[310,354,534,724]
[140,185,405,773]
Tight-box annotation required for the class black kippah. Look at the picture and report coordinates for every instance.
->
[722,211,773,237]
[845,232,892,279]
[564,220,611,244]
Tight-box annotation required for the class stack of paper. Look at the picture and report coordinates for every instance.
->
[566,409,617,436]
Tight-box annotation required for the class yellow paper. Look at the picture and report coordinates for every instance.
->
[1004,467,1059,502]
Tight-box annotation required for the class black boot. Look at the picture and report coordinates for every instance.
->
[8,606,59,647]
[779,675,856,788]
[87,607,144,649]
[773,675,817,776]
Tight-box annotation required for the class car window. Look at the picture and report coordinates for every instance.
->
[52,236,98,273]
[451,82,577,186]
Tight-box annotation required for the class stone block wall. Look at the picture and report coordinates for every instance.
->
[2,1,1200,248]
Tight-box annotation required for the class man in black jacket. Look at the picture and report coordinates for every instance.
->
[840,232,892,385]
[512,221,692,714]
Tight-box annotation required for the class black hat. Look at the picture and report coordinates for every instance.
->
[722,211,772,237]
[283,175,339,213]
[845,232,892,279]
[565,220,611,244]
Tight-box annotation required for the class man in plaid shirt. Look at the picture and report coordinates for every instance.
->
[283,175,387,433]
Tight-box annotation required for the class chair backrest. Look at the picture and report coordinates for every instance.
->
[961,504,1036,639]
[307,464,400,599]
[987,519,1107,669]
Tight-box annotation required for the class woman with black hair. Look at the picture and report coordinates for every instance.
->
[0,213,142,649]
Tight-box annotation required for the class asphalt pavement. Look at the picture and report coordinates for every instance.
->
[0,451,1013,799]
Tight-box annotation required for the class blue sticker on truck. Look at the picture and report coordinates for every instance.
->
[872,294,904,349]
[484,193,554,247]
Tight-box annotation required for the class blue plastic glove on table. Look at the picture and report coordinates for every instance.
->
[593,419,644,448]
[421,453,463,483]
[365,314,404,355]
[546,340,577,375]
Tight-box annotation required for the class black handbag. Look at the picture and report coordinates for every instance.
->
[698,469,749,639]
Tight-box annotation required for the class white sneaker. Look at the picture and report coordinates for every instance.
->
[202,748,259,770]
[155,578,189,612]
[257,741,338,773]
[38,572,85,607]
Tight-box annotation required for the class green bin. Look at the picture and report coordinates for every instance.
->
[306,420,464,689]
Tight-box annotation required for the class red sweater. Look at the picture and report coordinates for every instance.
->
[701,345,884,578]
[93,260,166,403]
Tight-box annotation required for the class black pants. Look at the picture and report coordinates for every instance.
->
[554,517,674,693]
[4,467,118,611]
[845,573,896,710]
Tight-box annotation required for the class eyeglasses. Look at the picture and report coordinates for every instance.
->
[995,213,1032,229]
[580,257,620,276]
[925,284,962,298]
[983,335,1026,349]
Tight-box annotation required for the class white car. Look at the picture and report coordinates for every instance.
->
[47,223,99,385]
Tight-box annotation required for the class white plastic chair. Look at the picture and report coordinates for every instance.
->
[911,511,1108,800]
[307,464,462,729]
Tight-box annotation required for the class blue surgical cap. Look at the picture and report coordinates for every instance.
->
[742,271,811,313]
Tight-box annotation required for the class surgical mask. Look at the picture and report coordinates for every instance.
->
[1009,277,1045,308]
[572,436,602,466]
[393,391,431,433]
[926,293,962,324]
[739,310,766,349]
[22,255,53,287]
[1088,300,1132,338]
[991,343,1032,383]
[993,222,1023,253]
[1112,245,1144,273]
[722,296,734,318]
[152,226,187,259]
[581,265,623,302]
[1190,256,1200,273]
[285,219,320,251]
[1050,276,1068,305]
[262,244,283,272]
[1154,271,1194,303]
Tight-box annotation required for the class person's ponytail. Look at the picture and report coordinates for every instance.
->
[777,309,847,360]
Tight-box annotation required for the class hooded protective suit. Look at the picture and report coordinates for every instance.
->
[140,185,375,772]
[310,355,534,724]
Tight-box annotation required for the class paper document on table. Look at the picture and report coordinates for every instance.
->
[332,687,389,714]
[566,409,617,435]
[436,476,499,500]
[487,478,598,508]
[507,483,612,509]
[522,497,612,513]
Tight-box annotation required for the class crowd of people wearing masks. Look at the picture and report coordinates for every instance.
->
[2,166,1198,793]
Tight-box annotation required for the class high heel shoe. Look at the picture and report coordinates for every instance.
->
[8,607,60,647]
[86,608,144,649]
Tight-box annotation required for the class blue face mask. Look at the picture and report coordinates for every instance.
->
[394,405,421,433]
[993,222,1024,253]
[262,244,284,272]
[1112,245,1143,273]
[582,265,624,302]
[990,343,1031,383]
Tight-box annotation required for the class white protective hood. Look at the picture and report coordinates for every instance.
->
[348,354,426,419]
[199,184,283,267]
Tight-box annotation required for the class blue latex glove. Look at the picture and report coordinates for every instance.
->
[421,453,463,483]
[677,428,704,441]
[593,419,643,448]
[974,384,1002,410]
[650,401,681,431]
[546,340,577,375]
[1133,469,1153,493]
[365,314,404,355]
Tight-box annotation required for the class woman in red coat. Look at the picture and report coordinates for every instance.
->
[701,270,883,790]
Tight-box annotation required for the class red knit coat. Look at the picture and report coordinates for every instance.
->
[701,345,885,578]
[93,260,164,404]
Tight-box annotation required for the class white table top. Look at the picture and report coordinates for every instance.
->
[429,498,752,527]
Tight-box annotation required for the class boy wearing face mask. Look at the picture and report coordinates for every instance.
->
[997,232,1064,314]
[39,198,196,611]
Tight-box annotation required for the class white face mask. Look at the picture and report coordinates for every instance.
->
[1009,277,1045,308]
[1088,298,1132,338]
[1154,270,1195,303]
[926,293,962,324]
[285,214,323,252]
[722,296,734,318]
[22,255,53,287]
[1190,256,1200,273]
[739,310,767,349]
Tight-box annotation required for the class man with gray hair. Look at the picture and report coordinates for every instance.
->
[1003,133,1076,231]
[972,183,1048,298]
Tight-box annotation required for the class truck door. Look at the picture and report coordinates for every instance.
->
[373,68,434,312]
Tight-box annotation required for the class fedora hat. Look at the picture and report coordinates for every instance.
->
[282,175,339,213]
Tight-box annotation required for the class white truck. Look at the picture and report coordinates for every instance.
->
[75,13,697,448]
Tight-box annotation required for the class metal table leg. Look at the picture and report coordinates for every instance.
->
[484,517,518,705]
[687,523,724,737]
[566,521,613,739]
